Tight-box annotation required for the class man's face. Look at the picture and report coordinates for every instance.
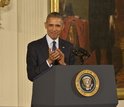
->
[44,17,64,40]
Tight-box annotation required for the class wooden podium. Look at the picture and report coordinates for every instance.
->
[31,65,118,107]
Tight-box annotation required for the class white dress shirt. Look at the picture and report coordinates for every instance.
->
[46,34,59,49]
[46,34,59,67]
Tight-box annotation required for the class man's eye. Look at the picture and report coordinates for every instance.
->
[49,24,53,26]
[56,25,61,27]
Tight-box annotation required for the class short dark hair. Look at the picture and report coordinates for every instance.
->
[46,12,64,23]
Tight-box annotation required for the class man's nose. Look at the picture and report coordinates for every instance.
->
[52,26,57,30]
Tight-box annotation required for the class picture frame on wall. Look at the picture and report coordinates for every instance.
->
[50,0,124,99]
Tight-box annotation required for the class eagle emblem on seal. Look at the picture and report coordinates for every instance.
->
[75,70,100,97]
[82,76,93,90]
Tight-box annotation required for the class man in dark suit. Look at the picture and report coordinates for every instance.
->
[26,12,76,81]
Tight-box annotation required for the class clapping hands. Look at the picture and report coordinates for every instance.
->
[47,49,66,65]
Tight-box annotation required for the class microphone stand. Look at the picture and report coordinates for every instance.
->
[79,54,84,65]
[72,48,90,65]
[79,53,89,65]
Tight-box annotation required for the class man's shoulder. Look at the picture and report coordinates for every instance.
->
[60,38,73,45]
[28,36,45,46]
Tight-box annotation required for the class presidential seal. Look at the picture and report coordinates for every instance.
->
[75,70,100,97]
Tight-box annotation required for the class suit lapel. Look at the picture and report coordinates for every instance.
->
[39,37,67,61]
[39,36,49,60]
[59,38,66,54]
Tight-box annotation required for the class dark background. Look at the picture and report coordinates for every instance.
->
[59,0,124,88]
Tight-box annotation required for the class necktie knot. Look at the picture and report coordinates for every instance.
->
[52,41,56,51]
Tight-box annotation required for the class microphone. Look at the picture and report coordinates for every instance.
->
[71,47,90,65]
[78,47,90,58]
[78,47,86,53]
[72,48,81,56]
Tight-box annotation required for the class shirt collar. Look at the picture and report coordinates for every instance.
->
[46,34,59,48]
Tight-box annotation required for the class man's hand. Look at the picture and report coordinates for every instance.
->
[47,48,66,65]
[56,49,66,65]
[47,48,60,65]
[109,15,114,30]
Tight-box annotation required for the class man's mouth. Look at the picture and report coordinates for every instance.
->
[51,32,58,35]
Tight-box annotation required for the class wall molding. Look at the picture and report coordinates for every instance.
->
[17,0,48,106]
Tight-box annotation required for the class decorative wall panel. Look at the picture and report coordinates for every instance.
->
[17,0,48,106]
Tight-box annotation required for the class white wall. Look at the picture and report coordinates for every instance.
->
[0,0,48,107]
[0,0,124,107]
[118,100,124,107]
[0,0,18,106]
[18,0,48,106]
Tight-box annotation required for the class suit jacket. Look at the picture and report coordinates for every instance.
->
[26,35,76,81]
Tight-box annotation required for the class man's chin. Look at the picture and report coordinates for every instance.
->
[50,35,59,39]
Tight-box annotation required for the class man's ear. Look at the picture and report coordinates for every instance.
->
[62,24,65,30]
[44,22,47,29]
